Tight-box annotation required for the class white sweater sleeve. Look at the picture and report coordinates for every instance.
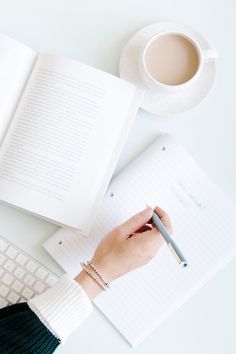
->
[28,274,93,344]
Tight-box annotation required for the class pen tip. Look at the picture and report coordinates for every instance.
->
[181,261,188,268]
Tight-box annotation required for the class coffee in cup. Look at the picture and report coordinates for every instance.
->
[139,31,217,91]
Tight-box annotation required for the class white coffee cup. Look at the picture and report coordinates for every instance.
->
[138,31,217,92]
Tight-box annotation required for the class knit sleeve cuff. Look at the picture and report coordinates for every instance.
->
[28,274,93,343]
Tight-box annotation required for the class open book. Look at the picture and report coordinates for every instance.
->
[44,134,236,347]
[0,34,142,231]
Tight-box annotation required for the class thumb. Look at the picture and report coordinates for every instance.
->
[119,208,153,236]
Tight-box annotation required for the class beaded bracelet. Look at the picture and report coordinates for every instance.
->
[80,262,109,291]
[87,260,110,289]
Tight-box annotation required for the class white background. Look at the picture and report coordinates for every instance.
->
[0,1,236,353]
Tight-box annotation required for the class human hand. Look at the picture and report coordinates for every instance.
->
[75,206,172,299]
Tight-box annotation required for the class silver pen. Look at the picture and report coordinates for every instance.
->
[148,205,188,268]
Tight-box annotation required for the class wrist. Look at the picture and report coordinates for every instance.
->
[75,270,102,300]
[90,257,115,283]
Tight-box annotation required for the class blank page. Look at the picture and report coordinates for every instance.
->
[44,134,236,346]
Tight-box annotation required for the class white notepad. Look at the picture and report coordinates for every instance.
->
[44,134,236,347]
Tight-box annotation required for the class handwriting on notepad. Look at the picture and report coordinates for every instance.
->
[171,178,206,210]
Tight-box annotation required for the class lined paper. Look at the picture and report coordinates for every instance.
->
[0,54,141,230]
[44,134,236,346]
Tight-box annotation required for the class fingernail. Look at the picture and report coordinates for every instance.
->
[143,207,153,216]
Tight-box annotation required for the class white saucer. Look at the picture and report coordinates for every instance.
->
[119,23,216,116]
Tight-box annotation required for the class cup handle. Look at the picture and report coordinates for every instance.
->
[202,48,218,63]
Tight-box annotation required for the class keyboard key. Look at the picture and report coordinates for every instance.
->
[6,246,18,259]
[0,254,6,265]
[0,235,58,307]
[7,291,20,303]
[35,267,47,280]
[15,253,27,266]
[0,239,8,252]
[34,281,46,293]
[4,259,16,272]
[12,280,24,293]
[45,274,58,287]
[2,273,14,286]
[14,267,25,279]
[25,261,37,273]
[24,274,35,286]
[0,284,9,297]
[22,287,34,300]
[0,296,8,309]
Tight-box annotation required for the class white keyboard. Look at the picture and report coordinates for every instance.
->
[0,234,58,309]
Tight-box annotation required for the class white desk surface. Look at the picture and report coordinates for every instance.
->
[0,0,236,353]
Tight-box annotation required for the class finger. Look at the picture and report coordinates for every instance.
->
[134,223,153,234]
[132,227,164,248]
[129,223,153,238]
[154,206,173,234]
[145,227,165,243]
[119,207,153,236]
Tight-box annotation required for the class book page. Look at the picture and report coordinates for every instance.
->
[44,134,236,346]
[0,54,142,230]
[0,34,36,144]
